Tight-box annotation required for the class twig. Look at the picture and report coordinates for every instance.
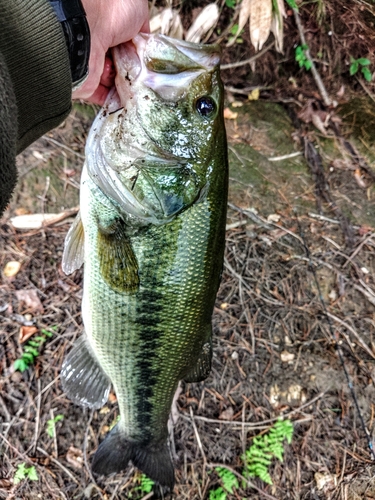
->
[308,213,340,224]
[0,432,35,464]
[83,411,105,499]
[221,42,275,70]
[342,232,375,268]
[181,392,325,428]
[43,136,85,159]
[189,407,207,468]
[140,493,154,500]
[267,152,302,162]
[36,446,80,485]
[50,409,58,458]
[292,9,332,107]
[355,75,375,104]
[31,379,42,454]
[326,312,375,360]
[225,85,272,95]
[0,395,11,422]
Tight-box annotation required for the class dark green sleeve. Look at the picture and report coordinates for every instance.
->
[0,0,72,151]
[0,0,72,214]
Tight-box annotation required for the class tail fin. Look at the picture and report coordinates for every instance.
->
[91,424,174,490]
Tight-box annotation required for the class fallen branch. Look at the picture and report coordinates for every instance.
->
[292,8,332,107]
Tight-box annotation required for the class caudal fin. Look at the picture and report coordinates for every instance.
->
[91,424,175,490]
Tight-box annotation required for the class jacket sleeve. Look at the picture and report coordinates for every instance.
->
[0,0,72,214]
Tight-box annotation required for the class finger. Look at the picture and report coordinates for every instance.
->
[82,84,110,106]
[140,19,150,34]
[100,55,116,88]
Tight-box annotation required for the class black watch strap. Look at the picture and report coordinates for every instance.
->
[49,0,90,88]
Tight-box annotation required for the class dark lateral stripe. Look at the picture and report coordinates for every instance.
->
[135,284,163,443]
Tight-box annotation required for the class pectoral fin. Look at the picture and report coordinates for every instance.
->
[97,217,139,293]
[60,334,111,409]
[183,334,212,383]
[62,211,84,275]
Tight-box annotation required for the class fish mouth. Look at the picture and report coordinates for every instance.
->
[113,33,221,101]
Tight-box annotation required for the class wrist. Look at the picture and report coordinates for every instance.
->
[48,0,91,88]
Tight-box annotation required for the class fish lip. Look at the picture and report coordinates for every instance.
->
[114,33,221,101]
[133,33,221,71]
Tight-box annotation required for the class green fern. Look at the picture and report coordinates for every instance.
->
[242,419,294,485]
[209,486,227,500]
[139,474,154,494]
[216,467,239,493]
[13,463,38,484]
[14,327,56,372]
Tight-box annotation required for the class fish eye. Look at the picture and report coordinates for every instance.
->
[195,96,216,119]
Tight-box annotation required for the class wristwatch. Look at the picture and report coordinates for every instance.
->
[49,0,91,90]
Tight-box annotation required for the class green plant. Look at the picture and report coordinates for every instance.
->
[108,414,120,431]
[228,24,244,44]
[13,463,38,484]
[208,420,293,497]
[208,467,239,500]
[209,486,227,500]
[46,414,64,438]
[139,474,155,494]
[350,57,372,82]
[295,45,312,71]
[225,0,236,8]
[242,419,294,485]
[14,327,56,372]
[285,0,298,9]
[216,467,239,494]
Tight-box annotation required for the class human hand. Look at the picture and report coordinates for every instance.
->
[72,0,149,105]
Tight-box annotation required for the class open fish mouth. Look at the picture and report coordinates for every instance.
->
[85,34,222,225]
[114,33,221,101]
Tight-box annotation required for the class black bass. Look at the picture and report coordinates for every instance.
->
[61,33,228,490]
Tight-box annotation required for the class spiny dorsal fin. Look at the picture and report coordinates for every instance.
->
[61,334,111,409]
[97,217,139,293]
[62,211,84,275]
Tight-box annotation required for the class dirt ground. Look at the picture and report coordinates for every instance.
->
[2,1,375,499]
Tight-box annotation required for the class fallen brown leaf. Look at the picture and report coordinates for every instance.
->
[219,406,234,420]
[15,289,44,313]
[66,446,83,469]
[0,479,12,489]
[19,325,39,343]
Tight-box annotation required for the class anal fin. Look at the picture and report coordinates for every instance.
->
[61,334,111,409]
[62,211,84,275]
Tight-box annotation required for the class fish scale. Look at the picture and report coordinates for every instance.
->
[61,33,228,490]
[78,167,225,443]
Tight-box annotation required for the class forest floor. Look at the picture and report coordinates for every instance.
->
[2,1,375,499]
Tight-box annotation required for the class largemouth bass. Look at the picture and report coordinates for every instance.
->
[61,33,228,490]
